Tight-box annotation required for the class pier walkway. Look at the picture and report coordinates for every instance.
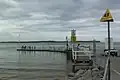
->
[67,57,120,80]
[111,57,120,80]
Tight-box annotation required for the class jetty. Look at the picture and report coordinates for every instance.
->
[17,48,71,53]
[16,44,71,53]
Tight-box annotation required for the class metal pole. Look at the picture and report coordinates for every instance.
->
[93,39,96,59]
[66,36,68,50]
[18,34,20,48]
[108,21,111,80]
[108,21,111,56]
[65,36,68,80]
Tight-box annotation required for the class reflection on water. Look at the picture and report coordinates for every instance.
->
[18,51,66,69]
[18,51,66,80]
[0,48,66,80]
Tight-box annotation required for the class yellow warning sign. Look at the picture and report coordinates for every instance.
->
[71,36,76,42]
[100,9,114,22]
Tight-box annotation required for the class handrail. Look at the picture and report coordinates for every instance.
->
[72,51,93,53]
[75,52,77,60]
[102,58,109,80]
[71,44,93,61]
[72,45,75,60]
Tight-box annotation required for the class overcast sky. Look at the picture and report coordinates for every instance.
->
[0,0,120,41]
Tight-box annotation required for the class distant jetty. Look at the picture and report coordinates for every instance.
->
[17,48,71,53]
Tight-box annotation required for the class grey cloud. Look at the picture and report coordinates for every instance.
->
[0,0,120,41]
[101,0,120,9]
[0,32,16,41]
[0,0,18,9]
[1,8,31,20]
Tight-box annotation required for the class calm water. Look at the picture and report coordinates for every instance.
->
[0,42,120,80]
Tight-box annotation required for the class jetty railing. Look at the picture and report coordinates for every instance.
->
[71,45,93,60]
[102,58,109,80]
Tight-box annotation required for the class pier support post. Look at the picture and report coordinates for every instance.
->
[93,39,96,61]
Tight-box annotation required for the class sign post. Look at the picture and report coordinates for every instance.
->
[71,29,76,43]
[100,9,114,80]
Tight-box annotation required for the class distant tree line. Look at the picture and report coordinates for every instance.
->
[0,40,100,43]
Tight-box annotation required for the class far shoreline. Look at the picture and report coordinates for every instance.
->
[0,40,101,43]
